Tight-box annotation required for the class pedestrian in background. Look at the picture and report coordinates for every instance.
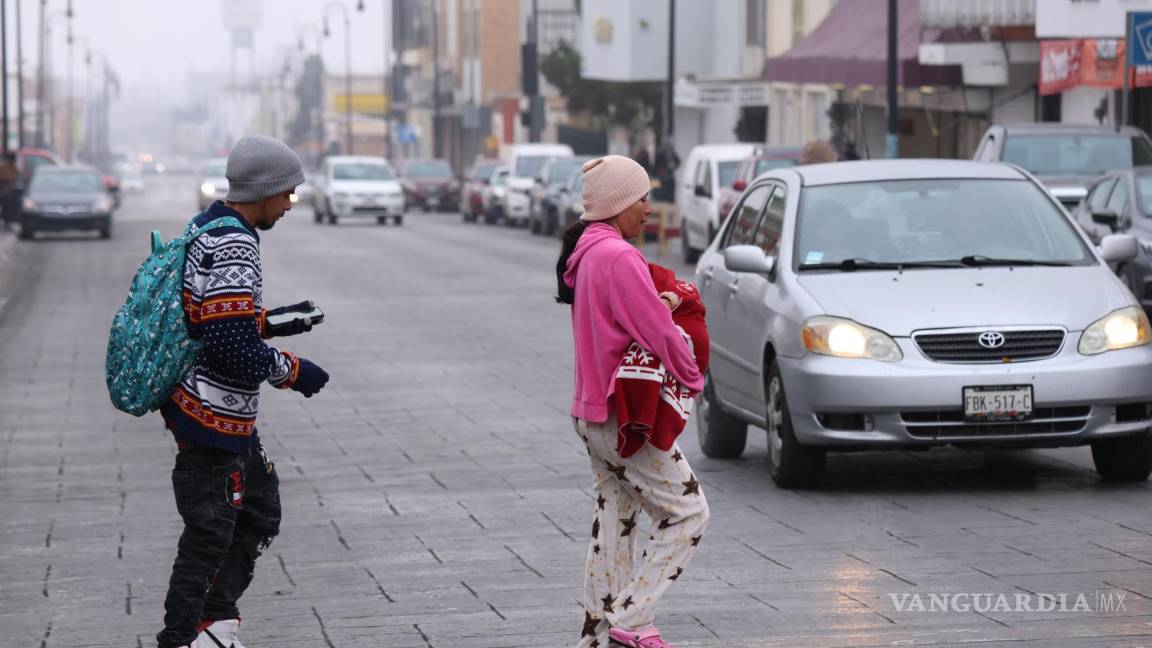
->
[800,139,839,164]
[556,155,710,648]
[0,152,19,229]
[155,136,330,648]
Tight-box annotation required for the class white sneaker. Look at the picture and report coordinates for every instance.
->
[193,619,245,648]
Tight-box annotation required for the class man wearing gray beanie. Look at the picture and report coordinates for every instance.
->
[155,136,329,648]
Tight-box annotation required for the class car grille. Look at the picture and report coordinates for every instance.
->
[901,406,1090,438]
[914,329,1065,363]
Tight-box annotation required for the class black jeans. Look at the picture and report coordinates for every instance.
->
[156,444,281,648]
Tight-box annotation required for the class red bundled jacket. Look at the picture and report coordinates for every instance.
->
[613,264,709,458]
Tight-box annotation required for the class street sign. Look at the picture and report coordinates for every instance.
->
[1130,11,1152,65]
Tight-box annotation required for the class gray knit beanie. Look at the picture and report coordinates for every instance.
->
[225,135,306,203]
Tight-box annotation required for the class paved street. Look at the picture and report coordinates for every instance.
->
[1,176,1151,648]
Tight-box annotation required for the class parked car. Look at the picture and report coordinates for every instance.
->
[555,166,584,235]
[678,143,757,263]
[529,155,592,236]
[696,159,1152,488]
[312,156,405,225]
[1070,167,1152,315]
[973,123,1152,209]
[505,143,573,226]
[20,166,115,239]
[196,158,229,211]
[117,162,145,192]
[482,167,510,224]
[461,158,504,222]
[397,159,459,212]
[717,146,804,221]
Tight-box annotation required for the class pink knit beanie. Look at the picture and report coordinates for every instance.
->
[580,155,651,222]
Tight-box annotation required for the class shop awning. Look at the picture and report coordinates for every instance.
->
[763,0,963,87]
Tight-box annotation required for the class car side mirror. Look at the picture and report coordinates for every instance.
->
[694,185,709,198]
[732,179,747,192]
[1092,208,1120,231]
[723,245,775,274]
[1100,234,1139,263]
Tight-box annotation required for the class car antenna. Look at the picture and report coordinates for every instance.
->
[856,98,872,159]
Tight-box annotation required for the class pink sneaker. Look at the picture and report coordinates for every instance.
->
[609,627,674,648]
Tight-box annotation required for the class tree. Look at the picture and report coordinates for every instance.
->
[288,55,325,151]
[541,41,663,132]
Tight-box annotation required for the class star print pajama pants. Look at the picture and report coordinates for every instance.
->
[573,415,710,648]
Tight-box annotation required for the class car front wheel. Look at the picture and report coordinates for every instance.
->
[697,372,748,458]
[766,362,825,488]
[1092,433,1152,481]
[682,229,700,264]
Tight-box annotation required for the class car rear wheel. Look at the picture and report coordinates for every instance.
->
[393,215,403,226]
[1092,433,1152,481]
[377,216,388,225]
[328,215,338,225]
[766,362,825,488]
[697,372,747,458]
[682,229,700,264]
[18,223,34,240]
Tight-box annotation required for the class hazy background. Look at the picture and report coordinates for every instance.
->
[28,0,395,153]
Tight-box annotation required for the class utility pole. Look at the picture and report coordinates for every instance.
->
[392,0,405,159]
[2,0,9,155]
[885,0,898,159]
[528,0,541,143]
[665,0,675,149]
[36,0,44,147]
[16,0,24,149]
[65,0,73,162]
[431,0,441,158]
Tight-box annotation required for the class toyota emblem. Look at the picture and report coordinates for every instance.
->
[978,331,1006,349]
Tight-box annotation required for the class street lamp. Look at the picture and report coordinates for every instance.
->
[40,8,69,150]
[323,1,353,155]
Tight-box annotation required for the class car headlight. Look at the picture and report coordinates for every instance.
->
[1078,306,1151,355]
[22,197,37,210]
[94,196,113,213]
[200,182,215,196]
[289,193,299,203]
[801,316,903,362]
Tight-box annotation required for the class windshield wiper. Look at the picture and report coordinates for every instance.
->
[798,258,965,272]
[958,255,1073,267]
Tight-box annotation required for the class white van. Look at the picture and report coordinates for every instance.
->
[505,143,574,226]
[677,143,757,262]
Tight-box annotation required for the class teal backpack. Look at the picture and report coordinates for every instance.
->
[105,216,245,416]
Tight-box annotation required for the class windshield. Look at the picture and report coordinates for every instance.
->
[405,162,452,178]
[1002,134,1152,176]
[334,163,395,181]
[202,163,226,178]
[492,172,508,187]
[718,161,741,187]
[32,172,104,193]
[755,158,798,175]
[473,164,498,181]
[545,159,583,185]
[795,179,1092,269]
[515,156,550,177]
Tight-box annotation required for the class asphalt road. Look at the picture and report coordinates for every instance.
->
[0,176,1150,647]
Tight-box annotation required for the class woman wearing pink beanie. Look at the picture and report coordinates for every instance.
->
[555,155,709,648]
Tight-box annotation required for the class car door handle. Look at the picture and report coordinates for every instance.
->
[726,278,741,295]
[702,267,715,282]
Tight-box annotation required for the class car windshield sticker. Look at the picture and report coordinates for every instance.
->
[805,251,824,264]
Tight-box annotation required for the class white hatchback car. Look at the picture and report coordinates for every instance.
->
[697,159,1152,488]
[312,156,405,226]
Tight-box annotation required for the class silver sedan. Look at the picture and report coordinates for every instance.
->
[696,159,1152,488]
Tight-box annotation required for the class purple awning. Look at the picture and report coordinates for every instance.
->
[763,0,962,87]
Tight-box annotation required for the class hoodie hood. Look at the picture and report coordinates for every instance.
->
[564,223,622,288]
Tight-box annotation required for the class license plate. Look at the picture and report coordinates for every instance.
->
[963,385,1034,422]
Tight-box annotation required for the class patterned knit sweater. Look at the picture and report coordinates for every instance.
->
[160,202,300,451]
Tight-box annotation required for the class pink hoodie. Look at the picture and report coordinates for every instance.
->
[563,223,704,422]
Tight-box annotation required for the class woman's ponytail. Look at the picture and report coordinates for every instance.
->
[555,220,588,305]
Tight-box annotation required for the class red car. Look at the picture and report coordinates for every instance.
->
[716,146,804,220]
[396,159,460,212]
[460,158,504,222]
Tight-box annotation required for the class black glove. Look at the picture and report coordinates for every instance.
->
[292,358,329,397]
[265,300,316,338]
